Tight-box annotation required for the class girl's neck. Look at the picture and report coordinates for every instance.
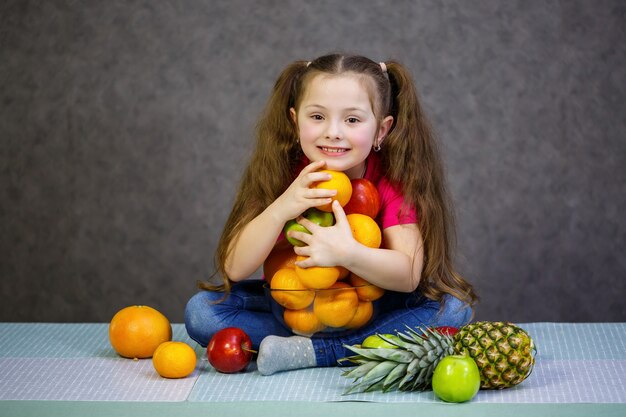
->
[346,158,368,179]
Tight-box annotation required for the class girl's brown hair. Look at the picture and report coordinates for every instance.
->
[201,54,478,310]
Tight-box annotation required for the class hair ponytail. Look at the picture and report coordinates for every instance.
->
[253,61,308,204]
[199,61,308,294]
[383,62,478,309]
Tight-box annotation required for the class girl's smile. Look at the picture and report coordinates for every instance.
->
[320,146,347,153]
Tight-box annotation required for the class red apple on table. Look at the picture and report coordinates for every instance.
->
[434,326,459,337]
[343,179,380,218]
[207,327,254,373]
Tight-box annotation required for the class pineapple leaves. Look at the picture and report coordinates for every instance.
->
[342,361,397,395]
[340,326,446,395]
[382,362,408,392]
[342,345,415,363]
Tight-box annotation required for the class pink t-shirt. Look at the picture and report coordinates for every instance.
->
[362,152,418,229]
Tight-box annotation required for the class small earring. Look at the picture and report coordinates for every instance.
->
[373,142,381,152]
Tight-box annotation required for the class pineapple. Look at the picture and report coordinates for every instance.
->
[341,321,536,394]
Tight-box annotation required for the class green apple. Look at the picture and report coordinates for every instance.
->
[284,209,334,247]
[304,208,334,227]
[283,220,309,246]
[361,334,401,349]
[432,354,480,403]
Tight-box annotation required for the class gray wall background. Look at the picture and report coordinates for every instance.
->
[1,0,624,324]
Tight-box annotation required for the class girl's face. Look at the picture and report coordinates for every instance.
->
[290,73,393,179]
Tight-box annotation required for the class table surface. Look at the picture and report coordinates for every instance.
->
[1,322,625,417]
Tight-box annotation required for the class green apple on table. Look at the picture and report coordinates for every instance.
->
[284,208,334,246]
[432,354,481,403]
[361,334,401,349]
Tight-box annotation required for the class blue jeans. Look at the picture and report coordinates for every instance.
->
[185,280,472,367]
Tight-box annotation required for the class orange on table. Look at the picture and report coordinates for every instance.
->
[345,300,374,329]
[263,243,297,284]
[313,282,359,328]
[283,308,327,335]
[295,256,342,289]
[152,341,197,379]
[270,268,315,310]
[109,305,172,359]
[312,170,352,212]
[346,213,382,248]
[349,273,385,301]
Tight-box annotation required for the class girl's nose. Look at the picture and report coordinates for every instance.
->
[324,120,342,140]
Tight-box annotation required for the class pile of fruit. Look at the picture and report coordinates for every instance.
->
[341,322,537,402]
[266,171,386,335]
[109,306,255,377]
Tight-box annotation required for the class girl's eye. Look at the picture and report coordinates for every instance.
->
[311,114,324,120]
[346,117,360,123]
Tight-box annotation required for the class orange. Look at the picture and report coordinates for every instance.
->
[283,308,327,335]
[349,274,385,301]
[312,170,352,212]
[109,305,172,359]
[295,256,342,289]
[270,268,315,309]
[152,341,197,379]
[263,243,297,284]
[345,300,374,329]
[337,266,350,280]
[313,282,359,327]
[347,213,382,248]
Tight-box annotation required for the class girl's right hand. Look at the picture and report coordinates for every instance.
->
[271,160,337,222]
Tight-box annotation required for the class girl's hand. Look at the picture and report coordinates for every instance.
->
[291,200,357,268]
[271,160,336,222]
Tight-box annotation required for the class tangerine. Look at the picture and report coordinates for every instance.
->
[152,341,197,379]
[283,308,327,335]
[312,170,352,212]
[270,268,315,310]
[263,243,297,284]
[349,274,385,301]
[295,256,342,289]
[337,266,350,280]
[313,282,359,327]
[347,213,382,248]
[345,300,374,329]
[109,305,172,359]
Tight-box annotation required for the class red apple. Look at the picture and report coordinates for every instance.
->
[343,179,380,218]
[207,327,254,373]
[434,326,459,337]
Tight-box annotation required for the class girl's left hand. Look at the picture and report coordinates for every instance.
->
[290,200,357,268]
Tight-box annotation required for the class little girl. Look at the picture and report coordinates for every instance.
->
[185,54,478,375]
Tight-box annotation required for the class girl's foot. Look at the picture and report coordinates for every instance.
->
[257,335,317,375]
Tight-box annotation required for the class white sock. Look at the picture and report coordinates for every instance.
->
[257,335,317,375]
